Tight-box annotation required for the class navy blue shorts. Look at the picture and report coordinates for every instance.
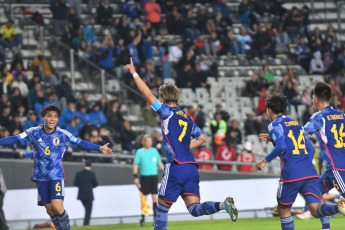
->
[36,179,65,206]
[277,178,321,208]
[319,170,345,197]
[158,162,200,204]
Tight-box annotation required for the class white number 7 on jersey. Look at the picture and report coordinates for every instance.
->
[178,120,188,142]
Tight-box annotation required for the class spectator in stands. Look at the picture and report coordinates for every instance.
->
[51,0,69,36]
[158,42,171,79]
[142,101,158,136]
[214,0,230,19]
[194,147,213,170]
[123,0,141,20]
[11,63,28,83]
[106,99,124,132]
[323,35,338,59]
[244,113,257,136]
[120,120,139,153]
[294,37,310,73]
[18,105,27,126]
[114,38,130,80]
[301,89,312,106]
[302,105,314,125]
[0,106,11,129]
[221,30,239,56]
[127,29,142,69]
[81,18,96,44]
[72,28,84,51]
[195,105,206,130]
[145,0,161,35]
[311,37,323,55]
[89,104,107,127]
[0,47,4,65]
[283,6,303,43]
[65,116,82,137]
[77,105,90,127]
[32,52,58,86]
[215,136,236,171]
[12,74,29,97]
[55,75,73,110]
[255,25,276,59]
[207,31,222,57]
[59,101,78,128]
[0,20,22,50]
[186,106,196,121]
[0,65,13,86]
[262,64,274,83]
[210,112,227,154]
[28,75,41,90]
[42,93,59,108]
[257,70,269,91]
[301,5,311,33]
[310,51,324,74]
[166,7,183,35]
[244,73,261,98]
[99,34,115,74]
[237,27,252,55]
[226,119,242,148]
[96,0,113,26]
[8,114,23,134]
[283,80,301,113]
[9,87,28,113]
[141,62,155,86]
[215,104,230,122]
[326,25,339,46]
[237,142,254,172]
[256,89,269,115]
[322,52,334,75]
[96,96,109,115]
[192,63,208,89]
[337,49,345,69]
[77,91,91,112]
[0,74,10,96]
[24,110,39,130]
[169,40,183,71]
[265,22,288,45]
[28,83,44,107]
[0,94,10,111]
[184,9,199,40]
[68,7,80,35]
[330,78,343,98]
[77,40,91,59]
[176,63,193,89]
[257,111,270,134]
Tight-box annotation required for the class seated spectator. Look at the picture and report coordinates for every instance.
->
[65,116,82,137]
[11,63,28,83]
[244,113,258,135]
[166,7,183,35]
[0,20,22,49]
[283,7,302,43]
[68,7,80,33]
[0,74,11,95]
[11,73,29,97]
[0,106,11,129]
[9,87,28,113]
[257,112,270,134]
[295,37,310,73]
[262,64,274,83]
[32,52,58,86]
[55,75,73,110]
[96,0,113,26]
[330,78,343,98]
[214,0,231,19]
[59,101,78,128]
[72,28,84,51]
[77,105,91,126]
[265,22,287,45]
[184,9,199,40]
[237,27,252,55]
[238,0,256,25]
[269,80,282,93]
[194,147,213,170]
[322,52,334,74]
[283,67,299,90]
[255,25,276,59]
[169,40,183,70]
[207,31,222,57]
[8,114,23,134]
[301,89,312,105]
[28,82,44,106]
[192,63,208,89]
[120,120,139,153]
[123,0,141,20]
[145,0,161,35]
[77,91,92,112]
[81,18,96,44]
[141,62,155,86]
[302,105,314,125]
[185,106,196,121]
[0,64,13,86]
[215,104,230,122]
[89,104,107,127]
[323,35,338,59]
[106,100,124,132]
[18,105,27,126]
[283,80,301,112]
[215,137,236,171]
[226,119,242,148]
[221,30,239,56]
[243,73,261,98]
[256,89,270,115]
[195,105,206,130]
[337,49,345,69]
[77,40,91,59]
[42,93,59,107]
[176,63,193,89]
[237,142,255,172]
[310,51,324,74]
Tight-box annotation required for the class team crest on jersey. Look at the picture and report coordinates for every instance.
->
[53,137,60,146]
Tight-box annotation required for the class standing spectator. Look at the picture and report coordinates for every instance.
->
[215,137,236,171]
[68,7,80,33]
[283,7,302,43]
[243,73,261,98]
[237,142,254,172]
[11,63,28,83]
[81,18,96,44]
[106,100,124,132]
[214,0,230,19]
[56,75,73,110]
[74,159,98,226]
[194,147,213,170]
[244,113,257,135]
[96,0,113,26]
[210,112,227,154]
[194,105,206,130]
[226,119,242,148]
[133,135,164,226]
[215,104,230,122]
[256,90,270,116]
[0,167,8,230]
[0,20,22,49]
[158,42,171,79]
[50,0,69,36]
[28,83,44,108]
[123,0,141,20]
[145,0,161,35]
[120,120,139,153]
[283,80,301,112]
[166,7,184,35]
[99,34,115,74]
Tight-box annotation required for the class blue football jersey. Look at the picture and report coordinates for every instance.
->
[269,115,318,182]
[152,101,203,164]
[304,106,345,171]
[16,125,77,181]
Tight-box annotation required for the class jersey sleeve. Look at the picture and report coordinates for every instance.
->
[304,112,323,135]
[191,120,203,139]
[266,123,286,162]
[134,150,141,165]
[60,129,79,149]
[151,99,173,120]
[16,131,32,145]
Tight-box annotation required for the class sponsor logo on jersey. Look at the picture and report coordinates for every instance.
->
[38,138,42,142]
[53,137,60,146]
[56,192,61,196]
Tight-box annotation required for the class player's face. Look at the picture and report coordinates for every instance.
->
[312,95,319,111]
[43,110,59,132]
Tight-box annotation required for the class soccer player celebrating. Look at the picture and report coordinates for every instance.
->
[124,58,237,230]
[253,92,343,230]
[304,82,345,229]
[0,104,113,230]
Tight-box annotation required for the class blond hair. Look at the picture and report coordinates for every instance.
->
[158,82,181,104]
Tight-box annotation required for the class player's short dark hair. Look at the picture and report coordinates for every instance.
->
[314,82,331,102]
[85,159,92,167]
[41,104,61,118]
[265,92,287,114]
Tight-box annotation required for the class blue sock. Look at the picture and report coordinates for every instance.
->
[281,216,294,230]
[57,210,70,230]
[320,216,330,230]
[317,203,338,217]
[51,215,61,230]
[154,203,170,230]
[187,202,221,217]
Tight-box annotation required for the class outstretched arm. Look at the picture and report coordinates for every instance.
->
[71,137,113,157]
[0,136,20,146]
[124,57,157,105]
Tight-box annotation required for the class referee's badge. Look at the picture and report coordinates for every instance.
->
[53,137,60,146]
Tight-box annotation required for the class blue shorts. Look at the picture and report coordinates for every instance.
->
[319,170,345,197]
[36,179,65,206]
[158,162,200,203]
[277,178,321,208]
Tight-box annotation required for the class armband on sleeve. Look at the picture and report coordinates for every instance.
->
[151,99,162,112]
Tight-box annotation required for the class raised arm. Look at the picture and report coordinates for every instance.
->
[124,57,157,105]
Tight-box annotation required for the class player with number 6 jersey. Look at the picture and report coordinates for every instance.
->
[124,58,238,230]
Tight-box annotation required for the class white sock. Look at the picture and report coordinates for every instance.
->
[219,201,225,210]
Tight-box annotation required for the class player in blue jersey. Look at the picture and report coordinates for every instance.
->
[0,104,113,230]
[253,92,341,230]
[303,82,345,229]
[124,58,237,230]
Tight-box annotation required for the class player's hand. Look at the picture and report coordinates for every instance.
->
[124,57,136,75]
[100,143,113,157]
[19,152,24,158]
[259,133,271,142]
[134,178,140,186]
[252,159,267,172]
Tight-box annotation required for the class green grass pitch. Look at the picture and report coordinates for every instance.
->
[32,215,344,230]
